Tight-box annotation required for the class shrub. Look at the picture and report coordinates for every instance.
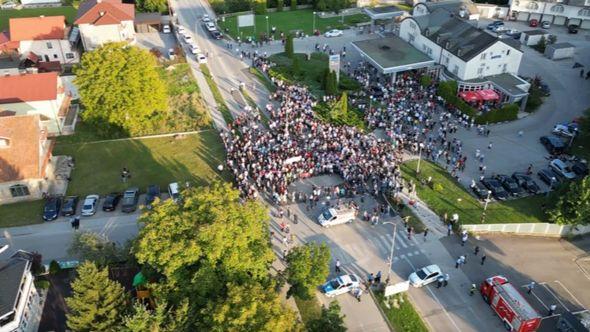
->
[433,183,444,192]
[49,260,61,275]
[35,279,51,290]
[419,75,432,87]
[475,103,519,124]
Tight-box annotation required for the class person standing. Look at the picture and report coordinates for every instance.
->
[474,246,480,255]
[481,253,487,265]
[527,281,536,294]
[488,142,493,149]
[375,271,382,284]
[335,259,341,273]
[447,223,452,236]
[444,274,450,287]
[470,284,477,296]
[355,287,363,302]
[456,257,462,269]
[423,228,429,242]
[437,275,444,288]
[368,273,374,286]
[548,304,557,316]
[461,231,468,246]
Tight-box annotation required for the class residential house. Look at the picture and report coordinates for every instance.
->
[0,115,53,203]
[75,0,135,51]
[0,250,43,332]
[0,72,75,136]
[508,0,590,29]
[8,15,79,66]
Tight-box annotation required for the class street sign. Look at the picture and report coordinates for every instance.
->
[329,54,341,83]
[384,280,410,297]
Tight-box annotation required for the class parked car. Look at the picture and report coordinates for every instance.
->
[486,21,504,30]
[121,188,140,213]
[81,195,100,216]
[568,24,579,34]
[539,135,566,154]
[204,22,216,32]
[511,173,541,194]
[197,53,207,64]
[493,25,508,33]
[481,178,509,201]
[494,174,524,197]
[102,193,121,212]
[504,29,522,39]
[529,19,538,27]
[210,30,223,40]
[162,24,171,33]
[538,168,561,186]
[324,29,344,37]
[61,196,79,217]
[571,160,589,177]
[409,264,442,287]
[552,124,577,138]
[183,34,193,44]
[43,197,62,221]
[167,48,175,60]
[202,14,210,22]
[322,274,360,297]
[189,43,200,55]
[549,159,577,180]
[177,25,187,36]
[541,21,551,29]
[472,182,490,200]
[144,185,161,209]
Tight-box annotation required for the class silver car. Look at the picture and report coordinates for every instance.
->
[81,195,100,216]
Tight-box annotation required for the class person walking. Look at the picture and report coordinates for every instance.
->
[456,257,462,269]
[444,274,450,287]
[375,271,382,284]
[527,281,536,294]
[488,142,493,149]
[461,231,468,246]
[368,273,374,286]
[355,287,363,302]
[481,253,487,265]
[437,275,444,288]
[335,259,341,273]
[474,246,480,255]
[460,254,466,265]
[447,223,452,236]
[548,304,557,316]
[423,228,429,242]
[470,284,477,296]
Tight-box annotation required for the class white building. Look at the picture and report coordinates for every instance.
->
[75,0,136,51]
[7,16,79,65]
[508,0,590,29]
[412,0,480,20]
[0,251,43,332]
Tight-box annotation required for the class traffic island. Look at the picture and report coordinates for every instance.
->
[373,290,429,332]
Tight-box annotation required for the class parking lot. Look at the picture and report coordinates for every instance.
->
[136,32,178,55]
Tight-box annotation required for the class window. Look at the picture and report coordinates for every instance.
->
[442,55,449,65]
[579,8,590,17]
[66,53,75,59]
[53,54,58,59]
[506,49,511,56]
[527,1,539,10]
[477,67,484,75]
[422,45,433,56]
[550,4,564,13]
[46,42,53,49]
[10,184,30,197]
[480,53,486,60]
[452,65,459,74]
[0,137,9,147]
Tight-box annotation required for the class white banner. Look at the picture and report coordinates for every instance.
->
[329,54,341,83]
[384,281,410,297]
[284,156,303,165]
[238,14,255,27]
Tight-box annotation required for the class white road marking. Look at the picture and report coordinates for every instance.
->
[396,234,408,248]
[530,291,550,310]
[542,283,570,311]
[407,252,413,257]
[554,280,586,309]
[399,254,406,259]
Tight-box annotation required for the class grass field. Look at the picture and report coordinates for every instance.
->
[53,130,229,197]
[400,160,550,225]
[218,9,369,41]
[294,295,321,326]
[0,200,45,228]
[0,6,77,30]
[375,291,428,332]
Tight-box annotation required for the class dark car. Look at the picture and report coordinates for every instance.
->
[486,20,504,30]
[538,168,562,186]
[568,24,579,34]
[61,196,79,216]
[121,187,140,213]
[511,173,541,194]
[471,182,490,200]
[210,30,223,40]
[540,136,566,154]
[494,174,525,197]
[102,193,121,212]
[43,197,62,221]
[571,161,588,177]
[144,185,161,208]
[481,178,508,201]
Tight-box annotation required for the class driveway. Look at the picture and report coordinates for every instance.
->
[136,32,178,55]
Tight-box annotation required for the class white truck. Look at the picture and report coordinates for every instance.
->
[318,207,357,227]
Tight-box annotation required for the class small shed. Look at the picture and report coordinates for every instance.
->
[520,30,549,46]
[134,13,163,33]
[544,42,575,60]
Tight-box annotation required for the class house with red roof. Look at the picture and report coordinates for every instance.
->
[7,15,79,66]
[0,114,53,203]
[75,0,135,51]
[0,72,75,136]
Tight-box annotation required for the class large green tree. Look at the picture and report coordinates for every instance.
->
[75,43,167,136]
[66,261,127,332]
[285,34,294,58]
[285,242,330,299]
[203,282,302,332]
[136,0,167,13]
[122,301,189,332]
[548,176,590,225]
[307,301,346,332]
[68,232,130,268]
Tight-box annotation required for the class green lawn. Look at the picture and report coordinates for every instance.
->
[218,9,369,41]
[53,130,229,197]
[375,291,428,332]
[0,6,77,30]
[0,200,45,228]
[294,295,321,326]
[400,160,550,225]
[200,64,234,124]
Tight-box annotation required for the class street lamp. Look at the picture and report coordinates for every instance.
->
[546,177,556,197]
[369,95,374,110]
[312,11,317,33]
[266,16,269,37]
[341,9,346,24]
[382,221,397,285]
[481,190,492,223]
[416,142,425,174]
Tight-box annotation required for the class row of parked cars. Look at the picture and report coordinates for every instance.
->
[42,183,183,221]
[473,173,541,201]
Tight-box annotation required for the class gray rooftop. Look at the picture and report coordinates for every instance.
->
[364,5,405,20]
[465,73,529,96]
[523,29,548,36]
[0,257,29,317]
[414,0,478,16]
[352,36,434,74]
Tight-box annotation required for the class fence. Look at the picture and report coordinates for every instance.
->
[462,223,590,238]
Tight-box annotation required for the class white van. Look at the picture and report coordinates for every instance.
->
[318,207,356,227]
[168,182,181,203]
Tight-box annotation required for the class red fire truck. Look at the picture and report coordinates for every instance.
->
[480,276,542,332]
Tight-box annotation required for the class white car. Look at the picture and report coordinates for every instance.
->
[202,14,210,22]
[197,53,207,64]
[183,34,193,44]
[322,274,360,297]
[549,159,577,180]
[81,195,100,216]
[541,21,551,29]
[205,22,216,32]
[177,25,187,36]
[552,124,577,138]
[324,29,343,37]
[189,43,200,55]
[409,264,442,287]
[162,24,171,33]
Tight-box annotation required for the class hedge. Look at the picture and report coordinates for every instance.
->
[437,80,476,118]
[419,75,432,87]
[475,103,519,124]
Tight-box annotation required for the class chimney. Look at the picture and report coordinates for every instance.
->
[457,48,463,56]
[445,41,451,49]
[99,11,105,16]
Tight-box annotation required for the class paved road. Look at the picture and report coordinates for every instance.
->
[0,213,140,263]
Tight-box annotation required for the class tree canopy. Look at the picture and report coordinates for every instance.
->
[307,301,346,332]
[66,261,127,332]
[549,176,590,225]
[136,0,167,13]
[122,301,189,332]
[75,43,167,136]
[68,232,130,268]
[285,242,330,299]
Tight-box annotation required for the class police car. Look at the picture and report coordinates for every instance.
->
[322,274,360,297]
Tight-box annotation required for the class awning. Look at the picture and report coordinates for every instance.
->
[458,91,481,102]
[476,89,500,101]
